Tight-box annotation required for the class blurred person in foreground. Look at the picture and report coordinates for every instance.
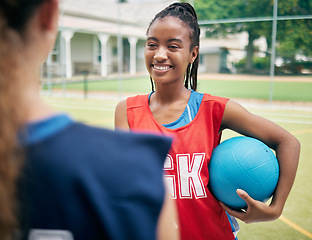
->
[0,0,179,239]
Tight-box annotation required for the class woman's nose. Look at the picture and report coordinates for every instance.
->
[154,47,167,62]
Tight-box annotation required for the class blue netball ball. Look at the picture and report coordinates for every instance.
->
[208,136,279,209]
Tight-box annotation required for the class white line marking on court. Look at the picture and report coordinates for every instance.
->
[269,119,312,125]
[49,104,115,112]
[291,128,312,135]
[255,113,312,119]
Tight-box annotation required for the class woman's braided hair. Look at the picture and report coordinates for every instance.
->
[0,0,45,239]
[147,2,200,91]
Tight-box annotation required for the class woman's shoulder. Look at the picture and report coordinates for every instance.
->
[200,92,229,104]
[127,94,149,107]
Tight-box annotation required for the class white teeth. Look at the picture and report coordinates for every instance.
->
[153,65,170,70]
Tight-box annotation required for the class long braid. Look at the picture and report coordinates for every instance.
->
[150,76,155,92]
[191,54,199,90]
[147,2,200,91]
[185,64,190,89]
[0,18,23,240]
[0,1,45,239]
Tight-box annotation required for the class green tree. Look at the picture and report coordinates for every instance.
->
[276,0,312,60]
[195,0,273,72]
[195,0,312,73]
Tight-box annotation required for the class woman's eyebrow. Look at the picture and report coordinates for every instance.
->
[168,38,183,43]
[146,37,183,44]
[147,37,158,42]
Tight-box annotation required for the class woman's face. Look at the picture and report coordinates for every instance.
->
[145,16,198,86]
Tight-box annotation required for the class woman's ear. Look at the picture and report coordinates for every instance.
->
[190,46,199,64]
[39,0,59,32]
[35,0,59,60]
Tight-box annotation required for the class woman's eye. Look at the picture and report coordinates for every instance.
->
[147,43,157,48]
[168,45,179,50]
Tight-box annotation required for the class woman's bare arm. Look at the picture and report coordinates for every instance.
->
[220,100,300,223]
[114,99,130,130]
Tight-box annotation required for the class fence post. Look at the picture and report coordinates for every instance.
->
[269,0,278,104]
[82,71,89,99]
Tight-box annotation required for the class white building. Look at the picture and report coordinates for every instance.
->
[45,0,176,79]
[45,0,267,79]
[198,32,267,73]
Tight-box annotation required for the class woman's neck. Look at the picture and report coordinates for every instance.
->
[20,71,56,123]
[149,84,191,125]
[153,83,190,104]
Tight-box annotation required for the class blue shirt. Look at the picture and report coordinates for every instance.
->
[149,90,204,129]
[18,114,172,240]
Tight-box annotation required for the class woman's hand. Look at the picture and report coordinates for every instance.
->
[220,189,281,224]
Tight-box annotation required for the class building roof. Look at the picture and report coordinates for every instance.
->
[59,0,175,38]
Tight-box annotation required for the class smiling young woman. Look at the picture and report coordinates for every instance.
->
[115,2,300,240]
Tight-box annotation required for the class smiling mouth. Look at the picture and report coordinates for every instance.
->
[152,65,172,71]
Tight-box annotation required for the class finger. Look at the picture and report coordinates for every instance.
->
[219,202,231,212]
[236,189,253,205]
[219,201,244,213]
[219,202,245,219]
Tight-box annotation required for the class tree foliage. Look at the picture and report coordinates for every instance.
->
[194,0,312,73]
[277,0,312,60]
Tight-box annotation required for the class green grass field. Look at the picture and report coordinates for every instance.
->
[42,75,312,102]
[42,75,312,239]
